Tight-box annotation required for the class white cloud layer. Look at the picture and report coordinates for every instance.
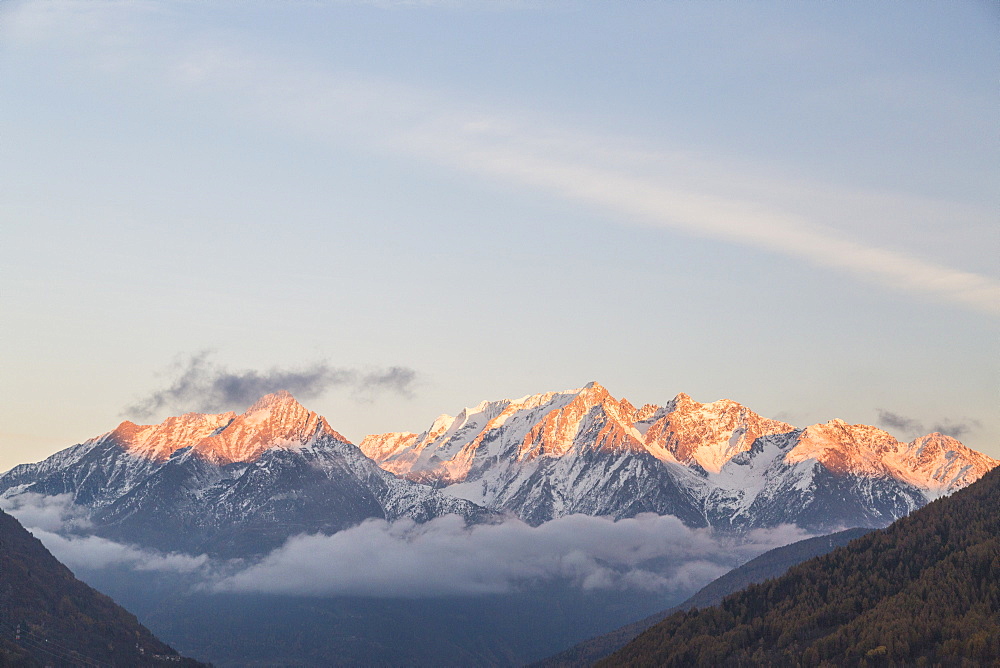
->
[2,492,811,598]
[31,529,210,573]
[1,492,208,574]
[0,492,92,532]
[212,513,813,597]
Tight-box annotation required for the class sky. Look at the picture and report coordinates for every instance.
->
[1,0,997,472]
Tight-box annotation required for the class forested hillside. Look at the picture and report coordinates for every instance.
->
[0,509,204,667]
[534,528,872,668]
[601,466,1000,667]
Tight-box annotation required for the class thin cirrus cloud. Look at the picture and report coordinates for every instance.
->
[9,2,999,316]
[123,351,417,419]
[170,46,1000,316]
[416,134,1000,315]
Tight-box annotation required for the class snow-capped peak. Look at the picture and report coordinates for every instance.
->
[102,391,349,465]
[783,419,898,476]
[108,412,237,461]
[191,392,346,464]
[643,394,793,473]
[3,382,996,548]
[884,431,998,498]
[244,389,301,411]
[359,432,419,462]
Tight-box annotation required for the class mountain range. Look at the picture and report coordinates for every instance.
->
[361,382,994,531]
[1,383,994,557]
[0,391,486,557]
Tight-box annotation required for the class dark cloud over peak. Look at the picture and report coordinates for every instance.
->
[124,351,418,419]
[876,409,923,435]
[876,409,980,441]
[927,418,981,440]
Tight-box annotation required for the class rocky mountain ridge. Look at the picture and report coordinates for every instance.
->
[1,383,994,555]
[360,382,996,530]
[0,392,488,556]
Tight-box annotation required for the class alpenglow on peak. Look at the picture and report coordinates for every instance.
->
[105,390,346,465]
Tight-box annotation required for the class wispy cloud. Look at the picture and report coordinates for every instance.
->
[8,0,999,315]
[876,409,923,435]
[404,125,1000,315]
[0,492,92,533]
[876,408,981,440]
[124,351,417,419]
[190,49,1000,315]
[213,513,812,597]
[0,492,208,573]
[927,419,981,440]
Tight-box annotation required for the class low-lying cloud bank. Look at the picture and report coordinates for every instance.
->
[213,513,811,597]
[31,529,209,573]
[2,491,811,598]
[0,492,93,532]
[0,493,208,574]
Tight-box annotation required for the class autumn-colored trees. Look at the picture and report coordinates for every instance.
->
[601,467,1000,667]
[0,510,205,667]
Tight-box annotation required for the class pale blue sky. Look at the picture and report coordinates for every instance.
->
[1,0,997,470]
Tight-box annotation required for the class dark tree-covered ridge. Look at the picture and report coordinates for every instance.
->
[533,528,873,668]
[601,465,1000,667]
[0,509,205,667]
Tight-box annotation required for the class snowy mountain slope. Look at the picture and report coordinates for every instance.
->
[641,392,793,473]
[0,392,488,557]
[3,385,995,555]
[703,430,925,531]
[358,431,419,466]
[364,383,998,531]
